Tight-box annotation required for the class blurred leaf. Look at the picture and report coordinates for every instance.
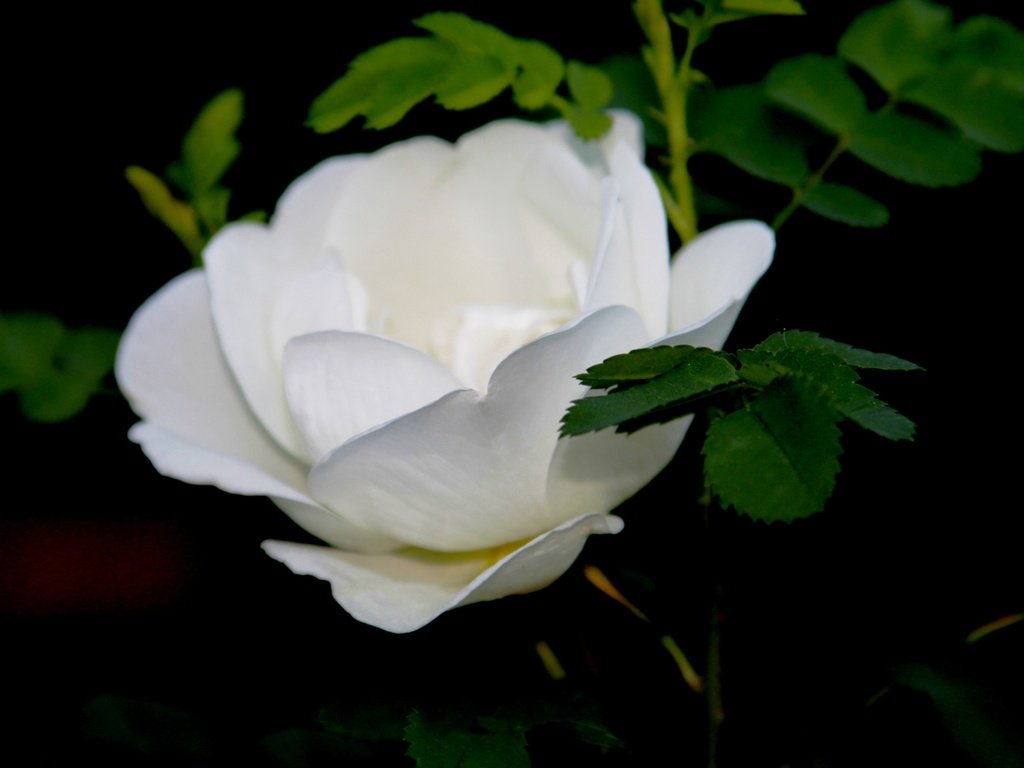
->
[895,664,1024,768]
[563,106,613,141]
[753,330,920,370]
[263,728,376,767]
[952,16,1024,93]
[0,312,63,391]
[81,694,215,760]
[765,55,867,133]
[850,112,981,187]
[124,165,203,257]
[319,702,406,742]
[600,54,667,147]
[566,60,613,110]
[193,186,231,235]
[838,0,953,94]
[562,347,740,436]
[511,40,565,109]
[167,88,243,197]
[0,313,118,422]
[704,377,842,522]
[720,0,803,14]
[405,710,530,768]
[802,182,889,227]
[906,65,1024,153]
[691,85,809,185]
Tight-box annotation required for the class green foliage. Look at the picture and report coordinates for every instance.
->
[563,332,919,522]
[562,347,740,436]
[263,729,378,766]
[600,54,667,147]
[682,0,804,28]
[127,88,253,264]
[952,16,1024,93]
[0,312,119,422]
[81,695,215,760]
[838,0,952,94]
[764,55,866,134]
[308,12,613,142]
[704,377,843,522]
[802,183,889,227]
[691,85,809,185]
[405,710,530,768]
[849,112,982,187]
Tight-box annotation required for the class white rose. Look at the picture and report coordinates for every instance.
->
[116,114,773,633]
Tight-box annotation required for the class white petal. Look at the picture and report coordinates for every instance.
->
[283,331,464,461]
[308,306,648,552]
[116,271,399,554]
[262,512,623,633]
[583,180,637,315]
[666,220,775,349]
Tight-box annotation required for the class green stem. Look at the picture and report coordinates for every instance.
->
[636,0,699,243]
[772,135,850,231]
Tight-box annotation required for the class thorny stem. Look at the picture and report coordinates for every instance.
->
[636,0,700,244]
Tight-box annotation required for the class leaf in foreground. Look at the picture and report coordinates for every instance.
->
[753,330,920,371]
[704,377,843,522]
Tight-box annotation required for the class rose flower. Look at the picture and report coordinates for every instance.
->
[117,114,773,632]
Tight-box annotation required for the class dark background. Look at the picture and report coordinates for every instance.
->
[4,2,1021,765]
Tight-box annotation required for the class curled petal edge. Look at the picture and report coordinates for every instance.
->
[262,512,623,633]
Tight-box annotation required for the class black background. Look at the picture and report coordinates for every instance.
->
[4,2,1022,765]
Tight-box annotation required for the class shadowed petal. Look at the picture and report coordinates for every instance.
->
[262,513,623,633]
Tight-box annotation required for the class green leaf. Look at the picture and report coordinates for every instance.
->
[308,38,455,132]
[753,330,921,370]
[894,664,1024,768]
[563,106,613,141]
[319,702,406,743]
[414,12,518,59]
[838,0,953,94]
[262,729,375,766]
[951,16,1024,93]
[567,60,613,110]
[511,40,565,109]
[850,112,981,187]
[405,710,530,768]
[765,55,867,134]
[600,54,667,147]
[0,314,118,422]
[124,165,203,256]
[691,85,809,186]
[167,88,244,196]
[905,65,1024,153]
[81,695,215,760]
[0,312,63,391]
[802,182,889,227]
[576,345,705,388]
[704,377,843,522]
[562,347,741,436]
[740,347,915,440]
[720,0,804,15]
[193,186,231,235]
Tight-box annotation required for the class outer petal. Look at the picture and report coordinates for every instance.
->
[664,220,775,349]
[204,157,368,462]
[282,331,464,461]
[262,512,623,633]
[308,306,649,551]
[116,270,399,554]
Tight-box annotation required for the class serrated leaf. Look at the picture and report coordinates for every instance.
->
[850,112,981,187]
[436,54,516,110]
[562,348,741,436]
[124,165,203,256]
[576,345,705,388]
[512,40,565,109]
[691,85,809,186]
[765,55,867,133]
[752,330,920,370]
[414,12,519,60]
[952,16,1024,93]
[905,65,1024,153]
[168,88,243,197]
[838,0,953,94]
[567,60,613,111]
[803,182,889,227]
[600,54,667,147]
[704,377,843,522]
[405,710,530,768]
[740,347,914,440]
[308,38,455,132]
